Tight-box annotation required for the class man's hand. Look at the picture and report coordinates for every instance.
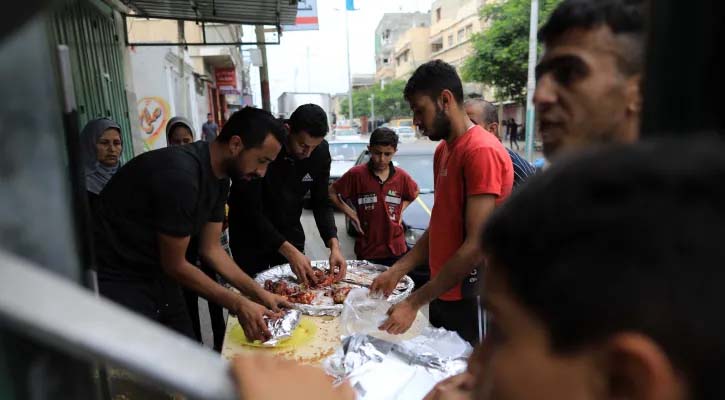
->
[329,247,347,282]
[233,297,274,342]
[378,299,418,335]
[232,355,355,400]
[286,247,316,286]
[257,290,292,313]
[370,268,403,298]
[422,372,475,400]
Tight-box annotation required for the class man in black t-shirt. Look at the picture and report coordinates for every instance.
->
[95,107,289,341]
[228,104,346,286]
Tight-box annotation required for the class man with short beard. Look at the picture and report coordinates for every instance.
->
[94,107,290,342]
[534,0,644,162]
[371,60,513,344]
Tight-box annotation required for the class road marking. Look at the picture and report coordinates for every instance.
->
[415,196,432,216]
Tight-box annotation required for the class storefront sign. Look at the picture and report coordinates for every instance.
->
[283,0,319,31]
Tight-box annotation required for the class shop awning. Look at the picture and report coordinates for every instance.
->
[120,0,298,26]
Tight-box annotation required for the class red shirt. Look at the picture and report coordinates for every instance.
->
[430,125,513,301]
[333,163,419,260]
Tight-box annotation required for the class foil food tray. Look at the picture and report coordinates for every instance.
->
[255,260,414,316]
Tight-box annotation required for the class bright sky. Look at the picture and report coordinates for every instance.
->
[247,0,432,112]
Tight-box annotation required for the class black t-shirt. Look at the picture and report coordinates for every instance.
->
[227,140,337,262]
[95,141,230,281]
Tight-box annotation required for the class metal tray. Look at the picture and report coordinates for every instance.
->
[255,260,415,316]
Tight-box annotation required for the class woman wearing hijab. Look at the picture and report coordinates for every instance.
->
[82,118,123,211]
[165,115,227,351]
[166,116,195,146]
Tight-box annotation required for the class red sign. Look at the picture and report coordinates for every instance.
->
[215,67,237,89]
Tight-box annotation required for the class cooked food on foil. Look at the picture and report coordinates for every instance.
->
[264,268,352,305]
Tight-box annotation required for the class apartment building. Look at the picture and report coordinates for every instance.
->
[374,12,430,84]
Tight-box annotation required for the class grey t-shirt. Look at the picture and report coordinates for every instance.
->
[202,121,218,142]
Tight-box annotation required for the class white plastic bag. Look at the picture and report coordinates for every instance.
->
[340,288,390,337]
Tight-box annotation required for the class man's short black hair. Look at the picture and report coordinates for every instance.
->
[288,103,329,138]
[217,107,286,148]
[482,138,725,400]
[539,0,646,75]
[404,60,464,104]
[369,127,399,149]
[464,98,498,125]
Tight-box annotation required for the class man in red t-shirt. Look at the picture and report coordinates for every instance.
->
[371,60,513,344]
[329,128,419,266]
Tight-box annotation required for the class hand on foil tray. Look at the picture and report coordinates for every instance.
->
[232,355,355,400]
[257,289,292,312]
[286,247,317,286]
[329,247,347,282]
[370,268,404,298]
[233,297,279,342]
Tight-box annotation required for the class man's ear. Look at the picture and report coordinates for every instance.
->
[228,135,243,156]
[488,122,500,138]
[601,333,687,400]
[440,90,455,111]
[626,74,643,115]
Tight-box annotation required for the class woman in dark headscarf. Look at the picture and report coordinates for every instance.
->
[166,116,195,146]
[81,118,123,209]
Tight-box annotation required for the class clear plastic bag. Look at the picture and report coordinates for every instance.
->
[340,288,390,337]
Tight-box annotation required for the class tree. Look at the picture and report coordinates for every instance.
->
[351,80,410,121]
[462,0,561,102]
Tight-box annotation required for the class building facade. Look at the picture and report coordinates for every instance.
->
[393,26,432,80]
[374,12,430,84]
[126,19,249,151]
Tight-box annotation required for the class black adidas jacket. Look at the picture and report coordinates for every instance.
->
[227,139,337,267]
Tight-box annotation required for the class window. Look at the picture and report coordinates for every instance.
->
[458,29,465,43]
[403,51,409,63]
[448,34,454,47]
[436,8,441,22]
[432,43,443,52]
[383,57,389,64]
[465,24,473,37]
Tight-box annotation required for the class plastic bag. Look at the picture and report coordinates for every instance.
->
[340,288,390,337]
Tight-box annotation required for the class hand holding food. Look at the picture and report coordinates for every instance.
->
[233,297,274,341]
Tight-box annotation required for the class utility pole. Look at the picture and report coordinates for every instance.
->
[370,94,375,130]
[524,0,539,162]
[345,8,353,123]
[255,25,271,112]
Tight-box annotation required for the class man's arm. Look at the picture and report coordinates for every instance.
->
[406,194,494,308]
[198,222,269,302]
[379,194,495,335]
[157,232,274,340]
[311,149,345,278]
[370,229,430,296]
[229,179,316,283]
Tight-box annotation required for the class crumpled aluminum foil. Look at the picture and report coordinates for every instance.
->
[323,327,472,384]
[255,260,414,316]
[261,309,301,346]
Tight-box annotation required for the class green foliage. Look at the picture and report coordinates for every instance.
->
[351,80,410,121]
[462,0,562,102]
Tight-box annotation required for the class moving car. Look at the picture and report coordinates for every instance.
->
[332,127,360,139]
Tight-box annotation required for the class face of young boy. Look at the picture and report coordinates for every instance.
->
[368,144,396,173]
[472,265,604,400]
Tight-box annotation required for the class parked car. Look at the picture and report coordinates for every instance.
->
[395,126,416,140]
[332,128,360,139]
[350,142,437,288]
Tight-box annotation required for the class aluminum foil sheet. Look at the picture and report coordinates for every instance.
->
[323,328,472,400]
[255,260,414,316]
[262,309,301,346]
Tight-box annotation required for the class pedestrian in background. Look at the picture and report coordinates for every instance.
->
[509,118,520,150]
[81,117,123,212]
[201,112,218,142]
[167,116,195,146]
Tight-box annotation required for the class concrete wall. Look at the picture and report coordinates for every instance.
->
[394,26,432,79]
